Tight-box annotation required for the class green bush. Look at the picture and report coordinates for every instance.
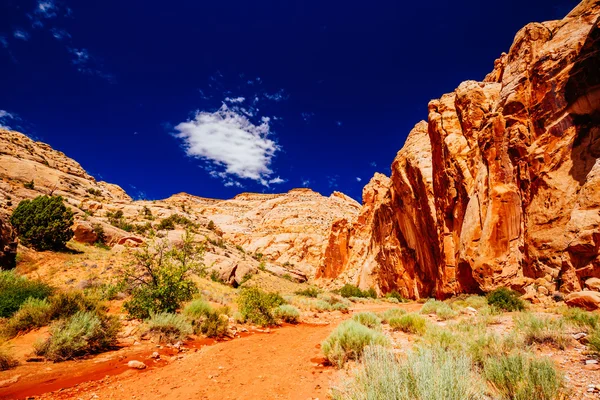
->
[274,305,300,323]
[2,298,51,338]
[562,307,599,331]
[352,312,381,329]
[389,313,427,335]
[420,299,458,320]
[143,312,192,342]
[236,287,285,327]
[10,195,74,251]
[321,320,389,368]
[332,346,485,400]
[48,290,102,321]
[588,329,600,354]
[515,313,570,350]
[121,230,204,319]
[484,353,566,400]
[486,287,525,312]
[340,284,377,299]
[0,271,53,318]
[379,308,406,323]
[295,287,321,298]
[157,214,196,231]
[0,349,18,371]
[385,290,407,302]
[184,299,212,319]
[35,311,120,361]
[200,311,229,338]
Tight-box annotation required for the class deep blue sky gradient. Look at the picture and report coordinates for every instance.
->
[0,0,578,201]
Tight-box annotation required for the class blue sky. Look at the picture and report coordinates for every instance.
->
[0,0,577,201]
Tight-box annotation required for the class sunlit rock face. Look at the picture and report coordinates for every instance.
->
[319,0,600,299]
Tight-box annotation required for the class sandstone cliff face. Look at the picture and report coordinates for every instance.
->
[320,0,600,299]
[0,129,359,281]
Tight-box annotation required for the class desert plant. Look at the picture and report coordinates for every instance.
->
[0,271,53,318]
[274,305,300,323]
[339,284,376,299]
[200,311,229,338]
[389,313,427,335]
[2,297,51,338]
[47,290,102,320]
[562,307,599,331]
[352,312,381,329]
[486,287,525,312]
[120,230,205,319]
[35,311,120,361]
[0,349,18,371]
[379,308,407,323]
[10,195,74,251]
[322,320,390,368]
[23,180,35,189]
[588,329,600,354]
[157,214,196,231]
[515,313,570,349]
[143,312,192,342]
[420,299,458,320]
[483,353,566,400]
[384,290,407,302]
[236,287,285,327]
[332,346,485,400]
[184,299,213,319]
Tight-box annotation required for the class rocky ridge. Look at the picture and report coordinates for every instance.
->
[318,0,600,301]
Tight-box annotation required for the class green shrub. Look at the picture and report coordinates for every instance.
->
[48,291,102,320]
[486,287,525,312]
[332,346,485,400]
[274,305,300,323]
[0,271,53,318]
[379,308,407,323]
[562,307,599,331]
[321,320,390,368]
[200,311,229,338]
[385,290,407,302]
[340,284,377,299]
[143,312,192,343]
[588,329,600,354]
[484,353,566,400]
[184,299,212,319]
[464,295,488,310]
[420,299,458,320]
[0,349,18,371]
[157,214,196,231]
[10,195,74,251]
[295,287,320,298]
[3,298,51,338]
[35,311,120,361]
[121,230,204,319]
[389,313,427,335]
[515,313,570,349]
[236,287,285,327]
[332,302,350,313]
[352,312,381,329]
[23,180,34,189]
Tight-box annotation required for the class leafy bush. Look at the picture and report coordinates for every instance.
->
[200,311,229,338]
[486,287,525,312]
[0,271,53,318]
[321,320,389,368]
[389,313,427,335]
[184,299,212,319]
[143,312,192,343]
[587,329,600,354]
[484,353,566,400]
[35,311,120,361]
[420,299,458,320]
[236,287,285,327]
[385,290,407,303]
[0,349,18,371]
[515,313,570,349]
[274,305,300,323]
[379,308,406,323]
[157,214,196,231]
[340,284,376,299]
[91,223,107,246]
[48,290,102,320]
[352,312,381,329]
[10,195,74,251]
[86,188,102,196]
[2,297,51,337]
[120,230,205,319]
[332,346,485,400]
[23,180,35,189]
[295,287,320,298]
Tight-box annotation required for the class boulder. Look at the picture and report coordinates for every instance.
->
[72,221,98,244]
[585,278,600,292]
[565,291,600,311]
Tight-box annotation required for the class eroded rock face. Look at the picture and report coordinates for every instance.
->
[320,0,600,298]
[0,212,17,269]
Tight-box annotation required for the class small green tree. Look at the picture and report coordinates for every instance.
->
[10,195,74,251]
[120,229,205,319]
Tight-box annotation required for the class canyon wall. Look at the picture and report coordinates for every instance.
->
[319,0,600,299]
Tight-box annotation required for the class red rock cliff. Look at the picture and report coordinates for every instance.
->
[319,0,600,299]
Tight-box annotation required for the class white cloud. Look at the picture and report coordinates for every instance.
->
[264,89,286,102]
[0,110,18,130]
[36,0,58,17]
[302,179,311,187]
[224,97,245,103]
[13,30,30,41]
[67,47,114,82]
[174,104,281,186]
[356,177,362,182]
[50,28,71,40]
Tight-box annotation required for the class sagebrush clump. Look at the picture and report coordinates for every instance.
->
[237,287,285,327]
[0,271,53,318]
[143,312,192,342]
[389,313,427,335]
[321,320,389,368]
